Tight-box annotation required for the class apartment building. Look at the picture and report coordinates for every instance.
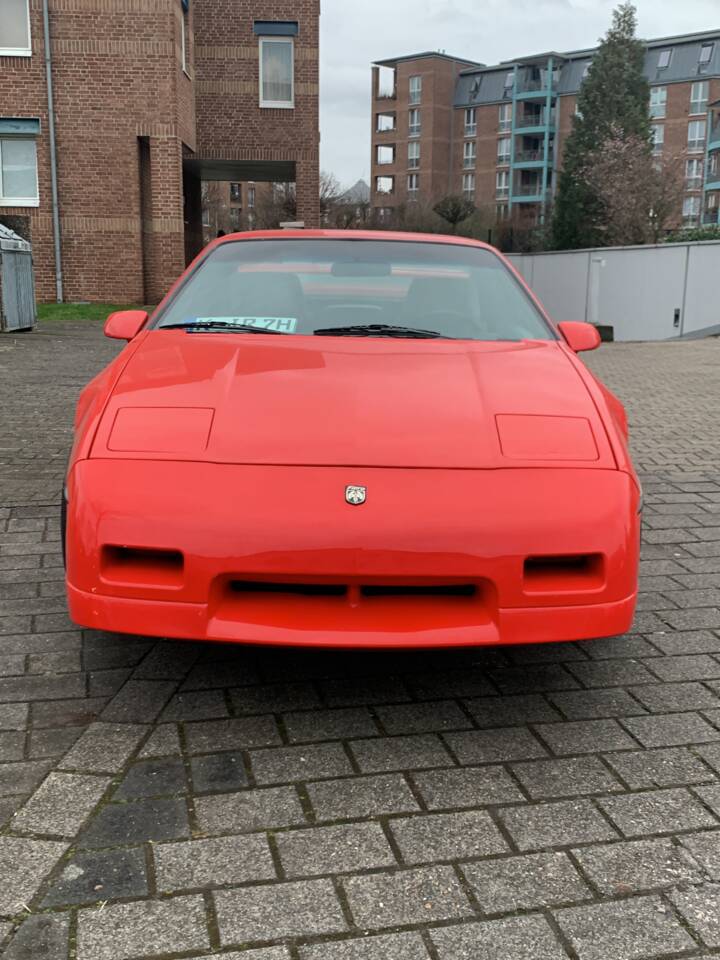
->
[371,31,720,231]
[0,0,320,303]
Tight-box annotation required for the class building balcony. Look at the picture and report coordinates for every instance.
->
[709,121,720,151]
[702,209,719,225]
[515,110,556,132]
[513,148,547,168]
[511,182,548,203]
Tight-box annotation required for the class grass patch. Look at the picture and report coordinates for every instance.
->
[37,303,152,323]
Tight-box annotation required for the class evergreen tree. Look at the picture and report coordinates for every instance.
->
[552,2,652,249]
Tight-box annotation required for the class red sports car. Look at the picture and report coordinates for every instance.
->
[64,230,640,648]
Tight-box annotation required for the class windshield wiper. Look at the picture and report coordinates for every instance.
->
[158,321,289,335]
[314,323,450,339]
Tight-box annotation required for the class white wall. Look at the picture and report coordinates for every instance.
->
[508,240,720,341]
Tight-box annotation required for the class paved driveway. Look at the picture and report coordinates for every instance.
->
[1,320,720,960]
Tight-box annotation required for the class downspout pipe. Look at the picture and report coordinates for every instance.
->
[42,0,63,302]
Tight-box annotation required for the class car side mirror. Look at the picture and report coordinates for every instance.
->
[104,310,149,341]
[558,321,601,353]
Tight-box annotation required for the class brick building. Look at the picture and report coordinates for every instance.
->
[0,0,320,304]
[371,31,720,231]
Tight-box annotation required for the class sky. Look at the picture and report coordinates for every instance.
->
[319,0,719,189]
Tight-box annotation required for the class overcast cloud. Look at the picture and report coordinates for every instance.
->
[319,0,719,189]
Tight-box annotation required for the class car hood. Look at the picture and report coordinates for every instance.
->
[90,331,615,469]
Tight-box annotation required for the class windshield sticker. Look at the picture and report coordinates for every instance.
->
[194,316,298,333]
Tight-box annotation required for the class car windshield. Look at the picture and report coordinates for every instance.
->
[153,238,555,341]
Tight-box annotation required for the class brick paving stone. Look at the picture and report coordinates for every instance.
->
[100,679,177,722]
[350,734,453,772]
[320,676,412,706]
[0,836,67,916]
[630,681,720,712]
[696,741,720,774]
[185,715,282,753]
[620,711,720,747]
[444,727,547,764]
[680,830,720,880]
[114,758,187,798]
[572,837,705,894]
[77,796,190,847]
[489,664,578,694]
[0,759,53,795]
[0,702,28,729]
[2,913,70,960]
[411,765,525,809]
[694,783,720,816]
[307,773,420,820]
[31,696,107,729]
[250,742,353,783]
[598,787,717,836]
[555,896,695,960]
[154,834,276,890]
[565,659,658,687]
[649,630,720,655]
[12,771,110,836]
[499,799,619,851]
[28,726,81,758]
[299,932,430,959]
[284,707,379,742]
[42,847,148,907]
[604,746,716,788]
[136,723,181,758]
[431,915,569,960]
[77,895,210,960]
[511,756,622,799]
[160,689,229,721]
[390,810,508,864]
[462,852,590,913]
[668,884,720,947]
[535,719,637,755]
[374,700,472,734]
[0,673,85,702]
[215,878,347,944]
[195,786,306,835]
[463,693,561,727]
[190,751,248,793]
[276,822,396,876]
[0,730,25,761]
[231,681,322,714]
[59,722,148,774]
[342,865,472,928]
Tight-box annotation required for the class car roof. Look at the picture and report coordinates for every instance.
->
[208,229,495,254]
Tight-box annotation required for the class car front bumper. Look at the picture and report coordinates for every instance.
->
[65,460,640,648]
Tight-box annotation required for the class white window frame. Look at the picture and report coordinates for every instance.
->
[0,137,39,207]
[407,140,420,169]
[497,137,511,163]
[650,123,664,155]
[686,158,703,189]
[259,37,294,110]
[181,6,189,74]
[376,144,394,165]
[690,81,709,115]
[496,169,509,199]
[688,119,706,153]
[463,140,476,169]
[462,172,475,197]
[657,48,672,69]
[409,75,422,105]
[407,173,419,199]
[375,175,394,195]
[408,108,421,137]
[376,113,396,133]
[682,195,700,220]
[699,42,714,65]
[649,86,666,119]
[0,0,32,57]
[498,103,512,133]
[464,108,477,138]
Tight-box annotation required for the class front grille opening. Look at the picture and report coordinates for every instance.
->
[101,545,184,586]
[230,580,348,598]
[524,554,604,592]
[361,584,477,598]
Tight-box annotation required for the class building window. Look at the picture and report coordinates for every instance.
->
[408,141,420,169]
[259,37,294,109]
[409,75,422,105]
[230,182,242,203]
[496,202,509,221]
[582,61,591,79]
[376,144,394,165]
[682,195,700,223]
[463,141,476,168]
[710,152,719,178]
[180,3,190,74]
[464,108,477,138]
[650,123,664,155]
[686,158,703,190]
[688,119,706,153]
[462,173,475,198]
[699,42,714,66]
[657,48,672,69]
[497,137,511,163]
[498,103,512,133]
[375,175,394,194]
[503,70,514,93]
[229,208,241,230]
[649,86,666,119]
[376,113,396,132]
[496,170,509,198]
[0,137,39,206]
[408,109,421,137]
[0,0,31,57]
[690,81,709,115]
[376,65,396,99]
[407,173,419,199]
[202,207,210,228]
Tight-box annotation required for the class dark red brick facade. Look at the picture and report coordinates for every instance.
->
[0,0,319,303]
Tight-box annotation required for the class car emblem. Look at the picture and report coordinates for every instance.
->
[345,485,367,506]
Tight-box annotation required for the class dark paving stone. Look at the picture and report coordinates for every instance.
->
[534,719,637,755]
[42,847,148,906]
[374,700,472,735]
[78,796,190,847]
[190,752,249,793]
[284,707,379,742]
[114,758,187,799]
[463,693,561,727]
[184,715,281,753]
[350,734,453,773]
[445,727,547,764]
[3,913,70,960]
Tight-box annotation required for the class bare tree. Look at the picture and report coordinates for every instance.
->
[581,133,685,245]
[433,195,476,233]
